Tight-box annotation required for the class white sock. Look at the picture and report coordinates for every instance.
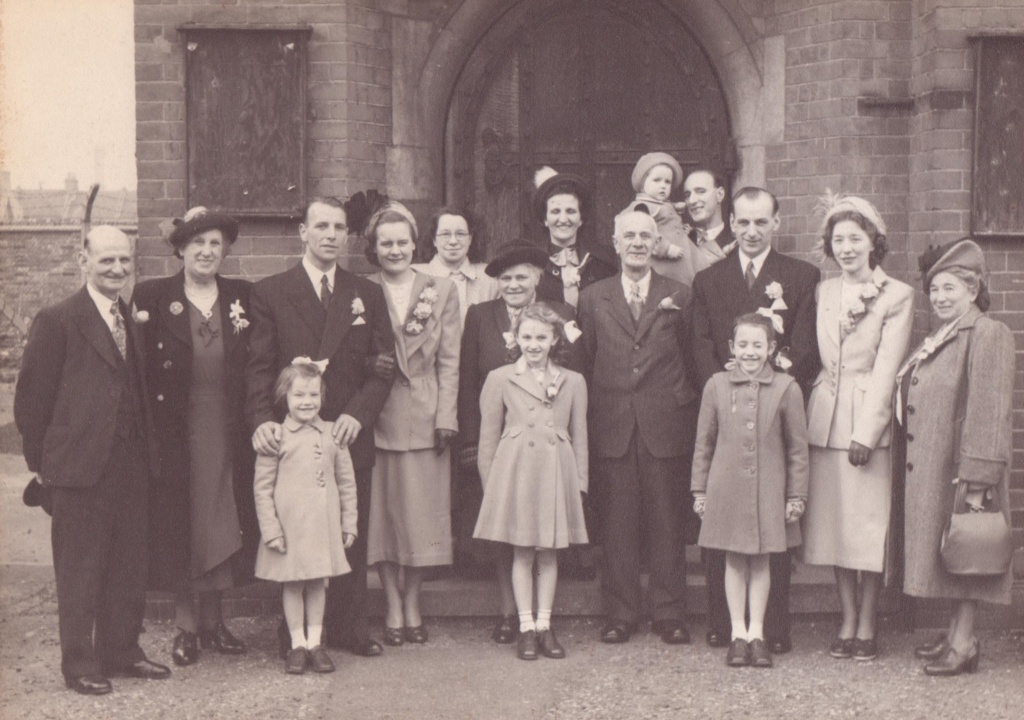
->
[290,628,308,649]
[307,624,323,648]
[731,627,749,642]
[536,610,552,632]
[747,622,764,642]
[519,611,536,633]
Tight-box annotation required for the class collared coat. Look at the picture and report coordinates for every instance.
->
[474,358,589,548]
[806,267,915,450]
[369,271,461,450]
[253,415,358,582]
[412,257,499,326]
[691,366,810,554]
[896,306,1014,604]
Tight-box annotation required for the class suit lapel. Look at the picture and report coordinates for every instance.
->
[820,278,842,349]
[635,272,671,341]
[72,287,122,371]
[375,272,411,378]
[509,360,548,402]
[285,264,327,342]
[490,299,512,333]
[603,280,636,337]
[160,271,192,349]
[317,267,356,362]
[216,276,241,358]
[401,272,437,360]
[749,250,776,301]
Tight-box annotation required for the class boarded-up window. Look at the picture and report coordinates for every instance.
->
[181,26,311,217]
[972,37,1024,237]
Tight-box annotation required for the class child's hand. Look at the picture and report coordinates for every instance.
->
[693,496,706,519]
[785,498,805,523]
[343,532,356,549]
[672,201,688,214]
[267,537,286,553]
[665,244,685,260]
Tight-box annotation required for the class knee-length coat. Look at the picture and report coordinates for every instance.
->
[896,306,1014,604]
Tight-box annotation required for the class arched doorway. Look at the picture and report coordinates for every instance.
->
[445,0,737,255]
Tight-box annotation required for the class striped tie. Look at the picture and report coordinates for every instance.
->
[110,302,127,359]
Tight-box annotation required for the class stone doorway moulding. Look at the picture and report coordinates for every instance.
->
[388,0,774,234]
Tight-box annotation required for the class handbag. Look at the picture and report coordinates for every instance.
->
[939,481,1013,576]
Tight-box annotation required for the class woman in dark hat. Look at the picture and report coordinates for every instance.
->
[455,241,581,644]
[533,167,617,308]
[891,238,1014,676]
[131,207,258,666]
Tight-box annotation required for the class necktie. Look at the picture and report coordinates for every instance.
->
[320,274,332,312]
[694,228,708,246]
[744,262,756,291]
[110,302,127,359]
[628,284,644,322]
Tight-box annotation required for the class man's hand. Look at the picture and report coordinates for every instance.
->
[267,537,286,553]
[342,532,356,549]
[366,352,397,381]
[332,414,363,447]
[848,441,871,467]
[435,429,458,456]
[252,422,283,455]
[665,244,686,260]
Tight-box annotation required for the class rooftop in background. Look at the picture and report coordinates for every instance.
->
[0,171,137,227]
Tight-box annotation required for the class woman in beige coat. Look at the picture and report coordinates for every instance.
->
[363,202,461,647]
[894,239,1014,677]
[802,197,914,661]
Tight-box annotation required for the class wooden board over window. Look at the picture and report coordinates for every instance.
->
[972,36,1024,237]
[180,25,311,217]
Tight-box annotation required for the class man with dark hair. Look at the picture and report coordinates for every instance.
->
[246,197,395,658]
[680,169,736,272]
[690,187,820,653]
[15,226,171,695]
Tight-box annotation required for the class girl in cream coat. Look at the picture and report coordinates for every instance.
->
[801,197,914,661]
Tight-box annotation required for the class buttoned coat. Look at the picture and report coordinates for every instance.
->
[577,271,698,459]
[806,268,914,449]
[537,241,618,307]
[369,271,461,451]
[897,307,1014,603]
[130,272,259,590]
[691,249,821,396]
[244,262,395,470]
[253,416,358,582]
[691,366,810,554]
[474,359,589,548]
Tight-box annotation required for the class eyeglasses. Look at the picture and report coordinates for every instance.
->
[437,231,470,241]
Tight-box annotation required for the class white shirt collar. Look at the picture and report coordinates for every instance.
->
[302,256,336,296]
[621,270,652,301]
[428,255,477,281]
[738,246,772,278]
[86,282,121,333]
[704,223,725,242]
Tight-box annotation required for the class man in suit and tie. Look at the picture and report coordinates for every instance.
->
[681,168,737,266]
[690,186,821,653]
[577,210,699,646]
[15,226,172,695]
[246,196,395,658]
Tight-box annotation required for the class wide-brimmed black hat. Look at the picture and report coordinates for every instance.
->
[485,240,551,277]
[533,167,591,224]
[167,206,239,251]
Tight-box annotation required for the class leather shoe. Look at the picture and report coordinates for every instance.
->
[66,674,112,695]
[726,639,750,667]
[285,647,309,675]
[749,638,773,668]
[706,629,729,648]
[829,637,854,659]
[492,614,519,644]
[517,630,539,660]
[107,658,171,680]
[172,630,199,666]
[308,645,336,674]
[199,622,246,655]
[767,636,792,654]
[538,629,566,659]
[342,635,384,657]
[653,620,691,645]
[600,622,632,644]
[914,634,949,660]
[924,640,980,677]
[383,627,405,647]
[852,638,878,661]
[404,625,428,644]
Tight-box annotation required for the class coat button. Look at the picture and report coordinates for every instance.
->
[634,344,640,350]
[749,382,757,390]
[163,360,172,369]
[549,439,556,446]
[745,443,754,451]
[746,421,755,430]
[747,467,756,475]
[402,380,409,387]
[748,401,756,409]
[528,422,535,428]
[156,394,164,401]
[544,402,552,408]
[157,342,164,350]
[528,405,535,411]
[547,421,554,427]
[907,462,914,471]
[528,441,535,447]
[911,377,919,385]
[906,433,914,442]
[907,405,915,415]
[633,367,639,373]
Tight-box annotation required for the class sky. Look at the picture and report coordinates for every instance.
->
[0,0,136,190]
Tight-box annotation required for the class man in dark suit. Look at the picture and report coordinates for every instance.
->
[245,197,395,658]
[681,168,737,259]
[691,187,821,653]
[577,210,699,645]
[15,226,171,695]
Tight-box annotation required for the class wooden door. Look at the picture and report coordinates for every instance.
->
[446,0,735,256]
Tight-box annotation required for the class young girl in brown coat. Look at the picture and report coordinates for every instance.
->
[691,314,809,669]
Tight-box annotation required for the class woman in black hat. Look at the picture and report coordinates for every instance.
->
[533,167,617,308]
[131,207,258,666]
[455,241,580,644]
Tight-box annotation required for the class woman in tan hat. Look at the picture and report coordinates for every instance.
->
[892,238,1014,676]
[131,207,257,666]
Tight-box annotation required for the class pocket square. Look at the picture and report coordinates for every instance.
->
[352,316,367,326]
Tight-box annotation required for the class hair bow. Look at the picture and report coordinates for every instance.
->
[291,356,329,373]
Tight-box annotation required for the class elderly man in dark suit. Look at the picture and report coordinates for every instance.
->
[577,209,699,645]
[691,186,821,653]
[15,226,172,695]
[245,196,395,658]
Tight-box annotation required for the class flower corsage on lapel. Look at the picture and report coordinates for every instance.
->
[229,299,250,334]
[351,297,367,326]
[839,274,887,336]
[756,281,787,334]
[405,281,439,336]
[658,293,683,311]
[502,331,517,349]
[131,303,150,324]
[545,367,562,399]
